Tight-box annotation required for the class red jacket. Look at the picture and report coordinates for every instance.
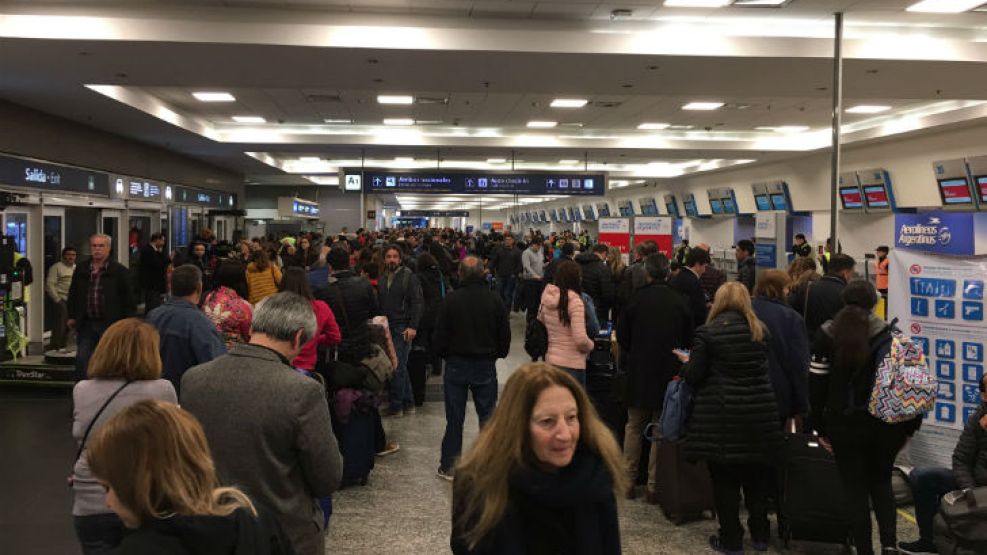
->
[292,300,342,370]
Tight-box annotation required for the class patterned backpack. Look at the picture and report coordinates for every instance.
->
[867,324,937,424]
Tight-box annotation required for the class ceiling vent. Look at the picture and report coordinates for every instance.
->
[305,94,343,103]
[590,100,624,108]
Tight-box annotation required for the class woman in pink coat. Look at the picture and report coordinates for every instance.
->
[539,259,594,386]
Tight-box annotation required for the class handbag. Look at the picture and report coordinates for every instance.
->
[524,304,549,361]
[67,381,131,487]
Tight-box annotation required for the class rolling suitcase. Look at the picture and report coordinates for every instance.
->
[408,347,428,407]
[331,402,376,488]
[654,440,716,524]
[781,433,852,548]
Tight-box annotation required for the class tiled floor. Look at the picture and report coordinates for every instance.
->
[0,312,921,555]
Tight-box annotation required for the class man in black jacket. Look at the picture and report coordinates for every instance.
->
[735,239,756,293]
[138,232,170,313]
[380,244,424,417]
[793,253,855,339]
[488,234,522,311]
[543,241,575,286]
[315,247,380,363]
[670,247,710,328]
[899,374,987,554]
[576,244,616,324]
[432,256,511,479]
[67,233,136,380]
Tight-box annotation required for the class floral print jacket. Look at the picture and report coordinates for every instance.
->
[202,286,253,350]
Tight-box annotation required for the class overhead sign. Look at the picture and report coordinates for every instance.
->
[398,210,469,217]
[344,174,362,191]
[278,196,320,219]
[112,175,164,201]
[895,210,987,256]
[346,168,606,196]
[175,186,234,208]
[0,153,108,195]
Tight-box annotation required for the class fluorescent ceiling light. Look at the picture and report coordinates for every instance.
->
[232,116,266,123]
[394,157,415,162]
[559,159,580,164]
[192,91,235,102]
[845,105,892,114]
[378,95,414,105]
[487,158,507,163]
[550,98,588,108]
[682,102,724,111]
[668,124,695,130]
[298,156,322,162]
[383,118,415,126]
[324,118,353,124]
[663,0,732,7]
[906,0,986,13]
[755,125,810,133]
[638,122,671,130]
[733,0,788,5]
[527,121,558,128]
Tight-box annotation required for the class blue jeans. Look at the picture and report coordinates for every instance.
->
[440,357,498,471]
[388,326,415,412]
[74,320,110,381]
[910,466,957,543]
[496,275,517,309]
[74,513,125,555]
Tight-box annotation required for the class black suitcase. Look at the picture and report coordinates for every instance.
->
[331,402,376,488]
[408,348,428,407]
[781,433,852,547]
[654,440,716,525]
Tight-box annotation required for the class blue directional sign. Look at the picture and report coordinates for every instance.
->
[963,364,984,384]
[911,298,929,317]
[936,339,956,359]
[936,300,956,319]
[962,302,984,321]
[913,337,931,356]
[937,403,957,424]
[938,361,956,380]
[964,280,985,300]
[963,342,984,362]
[910,277,957,297]
[963,384,981,404]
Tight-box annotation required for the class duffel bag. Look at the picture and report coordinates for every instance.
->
[933,487,987,555]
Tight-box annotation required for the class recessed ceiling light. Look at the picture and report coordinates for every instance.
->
[663,0,732,7]
[527,121,558,128]
[192,91,235,102]
[383,118,415,126]
[845,105,892,114]
[324,118,353,124]
[638,122,671,130]
[487,158,507,163]
[550,98,588,108]
[377,95,414,105]
[682,102,724,111]
[232,116,266,124]
[907,0,986,13]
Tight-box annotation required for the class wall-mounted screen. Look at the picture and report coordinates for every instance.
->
[582,205,596,221]
[540,210,547,222]
[549,208,558,222]
[939,178,974,205]
[664,196,680,218]
[755,194,771,211]
[639,197,659,216]
[839,186,864,209]
[617,200,634,217]
[769,193,788,211]
[976,176,987,204]
[722,197,737,214]
[683,196,699,218]
[710,199,724,214]
[863,185,890,209]
[597,202,611,218]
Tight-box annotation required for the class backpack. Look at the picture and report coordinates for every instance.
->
[656,376,694,442]
[524,306,549,361]
[867,324,937,424]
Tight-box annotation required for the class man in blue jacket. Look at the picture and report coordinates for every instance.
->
[146,264,226,395]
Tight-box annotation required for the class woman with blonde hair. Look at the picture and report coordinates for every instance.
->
[87,399,293,554]
[677,282,782,555]
[71,318,177,555]
[451,362,625,554]
[246,248,282,305]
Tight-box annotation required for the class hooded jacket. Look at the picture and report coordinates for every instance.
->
[953,402,987,489]
[539,284,594,370]
[113,508,295,555]
[575,251,615,323]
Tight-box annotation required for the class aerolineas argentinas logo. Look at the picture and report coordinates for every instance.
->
[898,216,951,247]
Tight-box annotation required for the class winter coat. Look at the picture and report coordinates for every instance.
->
[415,266,449,350]
[489,244,522,278]
[736,256,756,293]
[791,274,846,339]
[684,310,782,464]
[617,281,693,410]
[953,402,987,489]
[314,271,380,363]
[246,263,282,305]
[575,252,615,323]
[539,284,594,370]
[751,297,809,420]
[113,507,295,555]
[291,300,341,371]
[378,266,424,330]
[432,276,511,361]
[670,267,707,328]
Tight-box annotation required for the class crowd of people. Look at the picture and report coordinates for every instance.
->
[61,224,985,555]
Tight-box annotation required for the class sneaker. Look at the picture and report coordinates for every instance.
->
[381,408,404,418]
[375,441,400,457]
[752,540,769,552]
[403,406,416,416]
[708,536,743,555]
[898,541,935,555]
[437,467,455,482]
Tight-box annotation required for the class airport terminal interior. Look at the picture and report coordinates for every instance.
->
[4,0,987,554]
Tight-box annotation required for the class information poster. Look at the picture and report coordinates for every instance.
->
[598,218,631,263]
[633,217,673,257]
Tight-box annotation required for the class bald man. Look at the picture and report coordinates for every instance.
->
[431,256,512,479]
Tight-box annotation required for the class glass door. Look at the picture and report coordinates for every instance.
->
[42,208,65,347]
[100,209,124,265]
[3,210,29,255]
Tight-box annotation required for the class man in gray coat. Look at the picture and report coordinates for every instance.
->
[182,292,342,555]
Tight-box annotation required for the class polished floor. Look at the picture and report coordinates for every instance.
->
[1,313,920,554]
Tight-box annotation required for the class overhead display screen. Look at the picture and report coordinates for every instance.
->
[863,185,890,209]
[755,194,771,211]
[840,186,864,209]
[618,200,634,217]
[683,196,699,218]
[770,193,788,212]
[549,208,558,222]
[0,154,109,195]
[710,199,724,214]
[639,197,659,216]
[722,197,737,214]
[583,205,596,221]
[597,202,611,218]
[976,176,987,203]
[939,178,974,205]
[351,169,605,196]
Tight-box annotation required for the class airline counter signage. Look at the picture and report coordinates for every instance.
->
[598,218,631,255]
[895,211,987,256]
[632,217,673,257]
